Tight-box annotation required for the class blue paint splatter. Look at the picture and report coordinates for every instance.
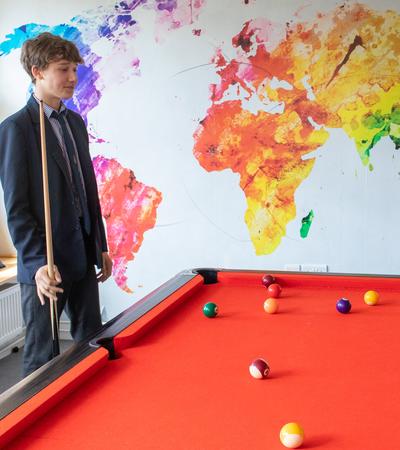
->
[156,0,178,13]
[0,23,101,123]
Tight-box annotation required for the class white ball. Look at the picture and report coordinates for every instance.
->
[280,434,303,448]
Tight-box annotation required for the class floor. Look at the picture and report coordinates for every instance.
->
[0,340,73,395]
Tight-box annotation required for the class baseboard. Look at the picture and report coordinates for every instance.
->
[0,335,25,360]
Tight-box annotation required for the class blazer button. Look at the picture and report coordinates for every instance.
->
[75,223,80,230]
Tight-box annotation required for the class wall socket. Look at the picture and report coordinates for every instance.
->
[284,264,301,271]
[284,264,328,272]
[301,264,328,272]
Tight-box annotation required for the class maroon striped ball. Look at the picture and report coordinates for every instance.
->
[249,358,270,379]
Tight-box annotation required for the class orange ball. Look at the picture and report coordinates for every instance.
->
[364,290,379,306]
[264,297,279,314]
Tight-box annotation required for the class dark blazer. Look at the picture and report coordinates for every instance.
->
[0,95,108,284]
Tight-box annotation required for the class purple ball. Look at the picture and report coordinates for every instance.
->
[262,274,275,288]
[336,298,352,314]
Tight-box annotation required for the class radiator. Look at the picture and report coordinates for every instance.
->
[0,283,24,351]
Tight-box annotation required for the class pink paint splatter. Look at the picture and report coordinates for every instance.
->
[153,0,206,41]
[93,156,162,292]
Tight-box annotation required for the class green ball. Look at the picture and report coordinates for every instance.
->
[203,302,218,318]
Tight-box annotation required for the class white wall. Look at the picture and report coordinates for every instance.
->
[0,185,15,256]
[1,0,399,318]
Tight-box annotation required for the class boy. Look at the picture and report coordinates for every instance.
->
[0,32,112,377]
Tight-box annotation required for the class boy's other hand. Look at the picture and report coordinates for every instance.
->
[35,265,64,305]
[96,252,113,283]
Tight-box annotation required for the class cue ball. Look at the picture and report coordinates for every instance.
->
[249,358,270,379]
[203,302,218,318]
[336,298,351,314]
[262,274,275,288]
[264,298,279,314]
[280,422,304,448]
[267,283,282,298]
[364,290,379,306]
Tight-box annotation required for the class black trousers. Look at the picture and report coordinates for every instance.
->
[20,264,102,377]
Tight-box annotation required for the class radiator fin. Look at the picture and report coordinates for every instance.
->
[0,284,24,349]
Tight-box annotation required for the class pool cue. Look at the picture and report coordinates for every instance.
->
[39,99,60,358]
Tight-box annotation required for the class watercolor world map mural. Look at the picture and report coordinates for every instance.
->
[194,3,400,255]
[1,1,399,292]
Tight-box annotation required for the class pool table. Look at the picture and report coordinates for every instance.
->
[1,268,400,449]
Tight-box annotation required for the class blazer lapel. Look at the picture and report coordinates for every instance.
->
[27,95,72,186]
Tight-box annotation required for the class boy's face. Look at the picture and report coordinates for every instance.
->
[33,59,78,100]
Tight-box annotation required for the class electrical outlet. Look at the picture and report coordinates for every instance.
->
[284,264,301,271]
[300,264,328,272]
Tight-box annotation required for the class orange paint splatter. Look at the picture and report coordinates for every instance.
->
[193,3,400,254]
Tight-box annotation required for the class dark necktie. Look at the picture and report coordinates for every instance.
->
[51,111,91,234]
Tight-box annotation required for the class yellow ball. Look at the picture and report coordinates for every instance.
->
[364,290,379,306]
[280,422,304,448]
[264,298,279,314]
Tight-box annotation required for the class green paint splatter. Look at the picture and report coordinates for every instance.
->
[362,104,400,158]
[363,112,386,129]
[392,106,400,125]
[392,136,400,149]
[300,210,314,238]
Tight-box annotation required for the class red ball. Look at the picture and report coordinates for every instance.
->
[267,283,282,298]
[262,274,275,288]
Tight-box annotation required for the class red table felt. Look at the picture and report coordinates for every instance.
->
[1,270,400,449]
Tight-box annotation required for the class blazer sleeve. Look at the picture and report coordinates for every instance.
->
[0,119,46,280]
